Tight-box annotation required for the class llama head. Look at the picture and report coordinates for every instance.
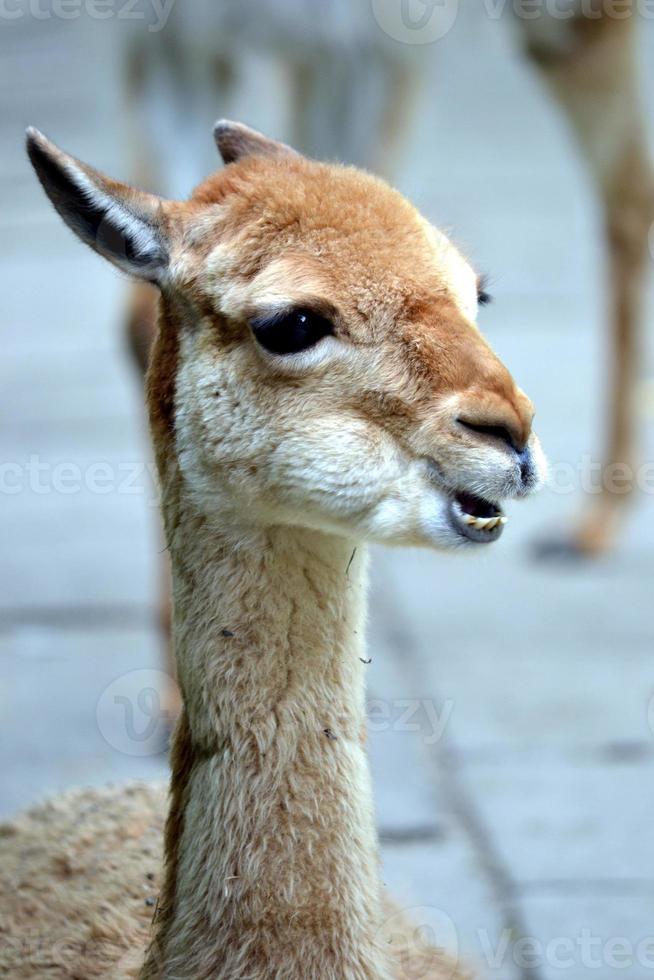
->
[27,121,545,549]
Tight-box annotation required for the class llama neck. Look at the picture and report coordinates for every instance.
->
[146,519,392,979]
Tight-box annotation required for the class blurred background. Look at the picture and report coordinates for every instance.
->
[2,2,654,977]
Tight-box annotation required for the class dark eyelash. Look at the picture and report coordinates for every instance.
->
[249,307,334,356]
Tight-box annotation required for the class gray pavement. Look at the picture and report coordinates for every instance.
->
[2,8,654,979]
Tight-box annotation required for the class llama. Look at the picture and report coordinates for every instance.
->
[123,1,653,558]
[122,1,428,713]
[2,120,545,978]
[123,3,654,716]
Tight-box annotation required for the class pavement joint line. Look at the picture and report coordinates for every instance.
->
[378,824,445,845]
[433,740,544,980]
[383,617,543,980]
[0,604,157,632]
[454,747,654,766]
[517,879,654,895]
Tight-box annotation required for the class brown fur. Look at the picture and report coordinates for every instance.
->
[22,123,544,977]
[140,139,538,978]
[142,711,194,973]
[0,783,166,979]
[0,783,471,980]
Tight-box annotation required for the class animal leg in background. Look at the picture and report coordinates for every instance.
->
[522,11,654,556]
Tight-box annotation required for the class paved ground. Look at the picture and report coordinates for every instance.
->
[2,7,654,979]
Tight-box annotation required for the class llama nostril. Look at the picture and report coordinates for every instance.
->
[457,418,521,453]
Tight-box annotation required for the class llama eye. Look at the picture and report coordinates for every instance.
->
[250,308,333,355]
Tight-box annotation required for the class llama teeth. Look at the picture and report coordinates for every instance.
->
[462,512,505,531]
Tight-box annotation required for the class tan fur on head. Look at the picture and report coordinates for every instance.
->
[144,136,545,552]
[26,121,544,552]
[23,121,544,979]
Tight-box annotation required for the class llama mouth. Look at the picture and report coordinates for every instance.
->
[448,491,507,544]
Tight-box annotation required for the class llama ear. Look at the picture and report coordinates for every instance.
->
[26,128,169,284]
[213,119,299,165]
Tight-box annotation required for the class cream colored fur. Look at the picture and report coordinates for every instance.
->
[17,121,546,977]
[0,784,471,979]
